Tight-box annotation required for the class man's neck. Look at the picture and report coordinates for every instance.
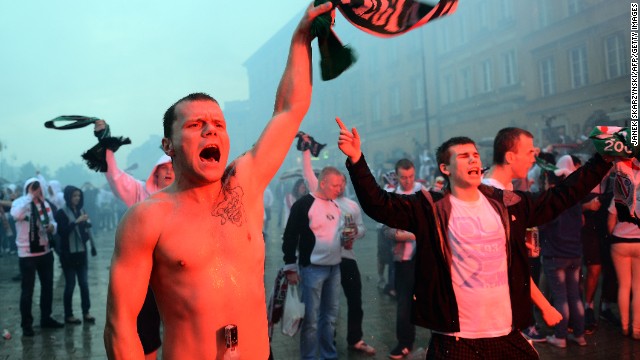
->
[399,184,414,193]
[484,165,512,189]
[450,186,480,202]
[171,176,223,203]
[312,190,331,201]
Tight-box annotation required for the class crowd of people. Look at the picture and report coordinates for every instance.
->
[0,1,636,359]
[0,118,168,349]
[268,119,636,359]
[0,174,120,337]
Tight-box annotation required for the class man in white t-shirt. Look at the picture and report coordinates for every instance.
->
[336,118,613,359]
[482,127,562,343]
[381,159,424,359]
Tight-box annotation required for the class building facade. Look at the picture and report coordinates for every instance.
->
[242,0,631,181]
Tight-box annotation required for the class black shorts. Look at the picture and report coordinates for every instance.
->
[427,330,538,359]
[137,286,162,354]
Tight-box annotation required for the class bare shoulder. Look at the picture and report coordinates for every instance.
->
[116,191,175,247]
[127,191,174,220]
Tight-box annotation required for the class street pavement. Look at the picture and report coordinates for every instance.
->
[1,216,639,359]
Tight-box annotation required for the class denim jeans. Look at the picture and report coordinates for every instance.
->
[300,264,341,360]
[62,252,90,318]
[19,251,54,329]
[543,256,584,338]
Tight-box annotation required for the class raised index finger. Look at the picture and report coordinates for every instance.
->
[335,117,348,131]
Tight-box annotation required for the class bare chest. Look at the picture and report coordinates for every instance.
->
[154,180,265,276]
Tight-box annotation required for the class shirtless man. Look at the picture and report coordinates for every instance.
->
[103,2,333,359]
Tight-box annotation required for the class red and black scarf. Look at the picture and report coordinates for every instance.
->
[29,200,52,253]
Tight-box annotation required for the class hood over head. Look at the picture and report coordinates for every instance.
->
[23,177,39,195]
[48,180,62,194]
[63,185,84,209]
[554,154,578,178]
[146,154,172,194]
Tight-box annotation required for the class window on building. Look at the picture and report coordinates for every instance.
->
[538,0,550,28]
[372,94,381,122]
[369,53,379,73]
[569,45,589,88]
[413,78,425,110]
[443,73,455,105]
[391,86,401,116]
[439,29,450,52]
[503,50,518,86]
[481,59,493,92]
[351,87,361,115]
[388,42,399,64]
[478,3,489,30]
[460,67,472,99]
[567,0,582,16]
[500,0,513,20]
[411,30,423,54]
[605,33,627,79]
[539,57,556,96]
[458,18,467,45]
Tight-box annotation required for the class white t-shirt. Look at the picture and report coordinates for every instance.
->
[608,160,640,239]
[444,191,512,338]
[608,198,640,239]
[386,182,424,261]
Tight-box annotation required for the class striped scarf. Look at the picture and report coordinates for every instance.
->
[336,0,459,36]
[312,0,459,80]
[267,268,289,340]
[29,200,52,253]
[589,126,639,158]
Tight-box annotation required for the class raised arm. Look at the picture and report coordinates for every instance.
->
[337,117,417,231]
[527,154,613,227]
[302,149,319,192]
[104,150,146,207]
[246,2,333,188]
[94,120,146,207]
[10,194,33,221]
[104,202,159,359]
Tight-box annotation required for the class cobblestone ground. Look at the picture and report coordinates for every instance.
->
[1,216,639,359]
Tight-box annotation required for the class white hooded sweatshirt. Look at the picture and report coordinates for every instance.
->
[10,178,58,257]
[105,150,172,207]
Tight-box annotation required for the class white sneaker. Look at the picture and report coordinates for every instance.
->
[521,326,546,342]
[569,334,587,346]
[546,335,567,348]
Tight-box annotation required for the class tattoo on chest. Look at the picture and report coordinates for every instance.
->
[212,164,245,226]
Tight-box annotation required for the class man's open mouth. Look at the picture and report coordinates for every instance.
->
[200,145,220,162]
[468,168,480,175]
